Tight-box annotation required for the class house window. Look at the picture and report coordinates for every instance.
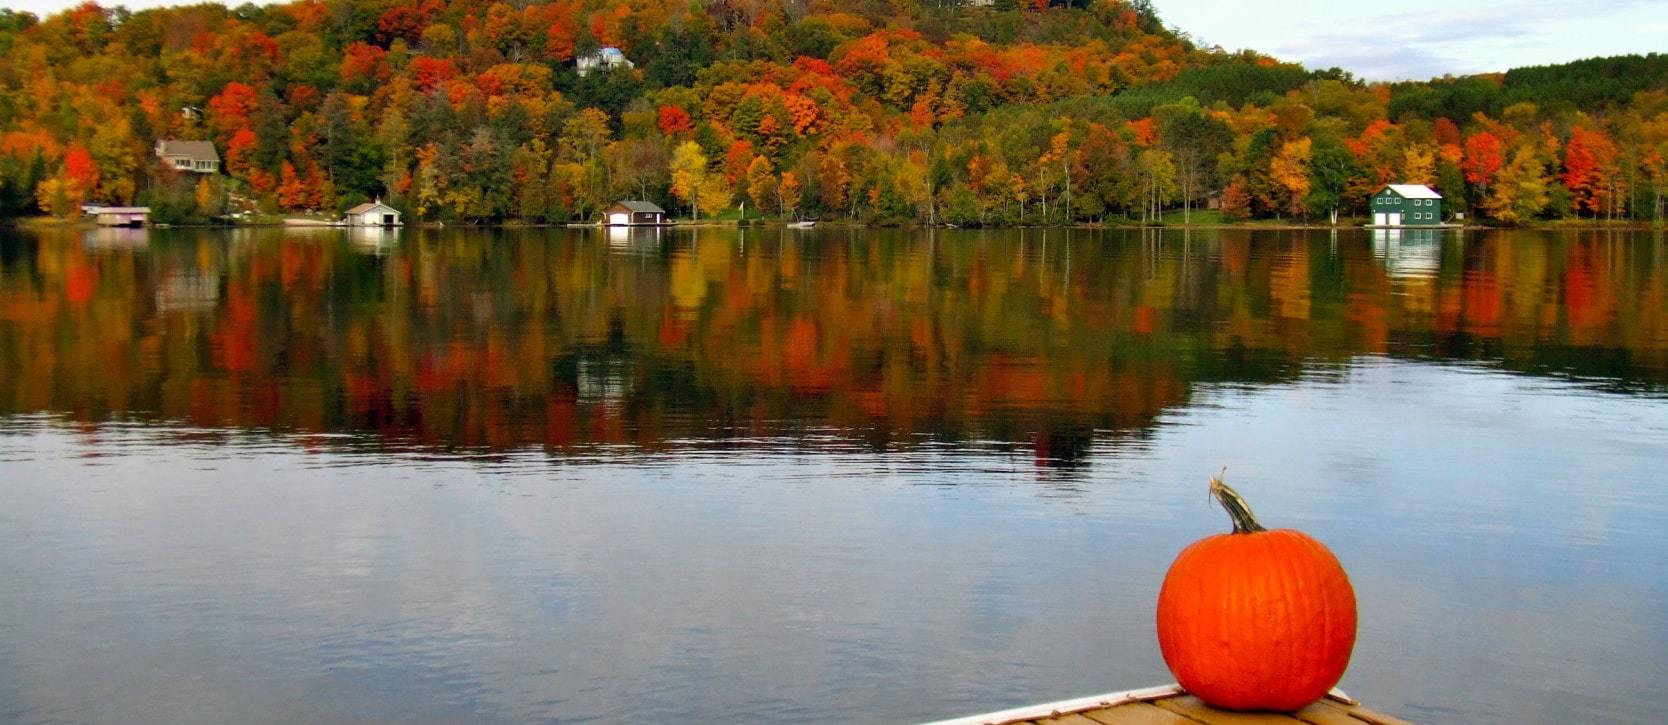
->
[175,159,190,168]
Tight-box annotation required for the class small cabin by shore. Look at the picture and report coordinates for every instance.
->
[92,206,150,227]
[344,200,401,227]
[605,201,667,226]
[1370,184,1443,227]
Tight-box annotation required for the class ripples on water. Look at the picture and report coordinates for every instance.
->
[2,227,1667,724]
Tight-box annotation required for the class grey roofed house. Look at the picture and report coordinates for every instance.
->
[155,139,221,174]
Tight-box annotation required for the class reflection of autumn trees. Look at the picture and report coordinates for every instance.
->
[1,228,1665,454]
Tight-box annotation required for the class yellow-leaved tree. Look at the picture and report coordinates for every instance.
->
[1482,146,1550,223]
[670,141,711,220]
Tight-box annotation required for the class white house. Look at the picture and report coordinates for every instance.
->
[343,200,401,227]
[577,47,634,77]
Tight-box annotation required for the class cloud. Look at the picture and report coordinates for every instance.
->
[1274,0,1658,80]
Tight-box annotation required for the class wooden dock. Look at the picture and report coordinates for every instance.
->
[926,685,1413,725]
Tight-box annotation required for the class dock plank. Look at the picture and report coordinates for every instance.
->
[1080,701,1204,724]
[924,688,1413,725]
[1152,696,1303,723]
[1034,715,1105,725]
[1306,699,1414,725]
[1290,701,1364,725]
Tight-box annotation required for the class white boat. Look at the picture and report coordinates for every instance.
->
[787,220,816,228]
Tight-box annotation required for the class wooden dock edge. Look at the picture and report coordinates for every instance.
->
[922,685,1367,725]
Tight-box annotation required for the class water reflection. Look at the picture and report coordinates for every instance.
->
[2,226,1665,465]
[3,226,1668,723]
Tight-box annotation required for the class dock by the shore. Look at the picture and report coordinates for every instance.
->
[926,685,1412,725]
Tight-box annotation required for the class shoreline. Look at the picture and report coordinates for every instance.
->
[7,217,1661,233]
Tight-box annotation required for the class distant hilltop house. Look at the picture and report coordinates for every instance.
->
[1369,184,1444,227]
[154,139,220,174]
[576,47,634,77]
[605,200,666,226]
[343,199,402,227]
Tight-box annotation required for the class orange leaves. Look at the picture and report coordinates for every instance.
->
[284,0,327,32]
[286,85,320,111]
[1349,119,1392,160]
[1463,131,1504,186]
[589,4,630,50]
[0,130,60,162]
[832,33,892,81]
[207,82,258,134]
[545,20,576,62]
[62,145,99,196]
[376,1,441,45]
[1433,118,1462,147]
[224,128,259,178]
[1561,125,1619,215]
[723,140,756,187]
[276,161,324,210]
[1219,177,1252,221]
[474,64,553,99]
[1127,118,1158,148]
[341,43,389,88]
[410,57,458,92]
[945,38,1051,86]
[444,79,480,109]
[658,105,694,136]
[783,93,821,135]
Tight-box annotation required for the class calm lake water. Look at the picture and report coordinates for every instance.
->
[2,225,1666,724]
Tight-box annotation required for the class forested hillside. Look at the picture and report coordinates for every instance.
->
[0,1,1664,225]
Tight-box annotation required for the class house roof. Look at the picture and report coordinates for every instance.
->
[94,207,151,214]
[345,201,398,215]
[613,200,664,213]
[1383,184,1441,199]
[156,139,220,162]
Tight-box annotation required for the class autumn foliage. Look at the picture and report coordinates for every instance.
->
[0,1,1664,223]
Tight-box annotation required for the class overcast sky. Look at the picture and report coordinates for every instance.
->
[3,0,1665,81]
[1161,0,1668,80]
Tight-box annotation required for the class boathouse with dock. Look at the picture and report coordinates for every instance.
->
[1369,184,1443,227]
[343,200,402,227]
[86,205,151,227]
[605,200,667,226]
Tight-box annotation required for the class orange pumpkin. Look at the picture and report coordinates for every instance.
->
[1155,474,1357,712]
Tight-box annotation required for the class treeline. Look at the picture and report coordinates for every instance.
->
[0,1,1665,226]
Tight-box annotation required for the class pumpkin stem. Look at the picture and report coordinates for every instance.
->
[1210,469,1267,534]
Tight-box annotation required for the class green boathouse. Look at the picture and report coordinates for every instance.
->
[1370,184,1444,227]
